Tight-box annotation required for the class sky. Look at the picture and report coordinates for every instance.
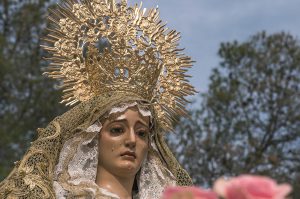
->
[129,0,300,93]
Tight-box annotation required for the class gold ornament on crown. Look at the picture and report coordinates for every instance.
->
[42,0,196,130]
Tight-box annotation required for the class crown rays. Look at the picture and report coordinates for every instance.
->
[42,0,196,131]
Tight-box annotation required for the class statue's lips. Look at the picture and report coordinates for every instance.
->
[120,151,136,159]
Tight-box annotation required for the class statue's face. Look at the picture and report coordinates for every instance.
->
[98,107,150,178]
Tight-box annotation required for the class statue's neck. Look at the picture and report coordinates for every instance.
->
[96,166,135,199]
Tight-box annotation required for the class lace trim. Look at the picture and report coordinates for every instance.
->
[109,102,152,117]
[137,149,177,199]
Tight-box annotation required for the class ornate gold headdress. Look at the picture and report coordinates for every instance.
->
[42,0,196,131]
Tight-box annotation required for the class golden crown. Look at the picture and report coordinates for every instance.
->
[42,0,196,130]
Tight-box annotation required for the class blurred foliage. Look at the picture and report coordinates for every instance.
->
[169,31,300,196]
[0,0,65,180]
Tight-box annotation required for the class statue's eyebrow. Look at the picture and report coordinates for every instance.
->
[110,118,149,128]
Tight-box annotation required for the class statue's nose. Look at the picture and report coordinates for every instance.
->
[124,129,136,148]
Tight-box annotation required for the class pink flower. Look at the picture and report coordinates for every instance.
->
[162,186,218,199]
[213,175,292,199]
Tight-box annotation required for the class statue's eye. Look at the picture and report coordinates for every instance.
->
[137,130,149,139]
[110,126,124,135]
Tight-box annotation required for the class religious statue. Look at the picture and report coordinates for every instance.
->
[0,0,196,198]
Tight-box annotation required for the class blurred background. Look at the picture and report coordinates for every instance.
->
[0,0,299,198]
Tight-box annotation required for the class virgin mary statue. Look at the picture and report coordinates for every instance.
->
[0,0,196,198]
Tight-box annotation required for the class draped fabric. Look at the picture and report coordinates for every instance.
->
[0,92,193,198]
[53,102,176,198]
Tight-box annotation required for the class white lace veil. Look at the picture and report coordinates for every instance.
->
[53,102,176,199]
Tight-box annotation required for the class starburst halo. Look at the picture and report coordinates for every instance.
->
[42,0,196,131]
